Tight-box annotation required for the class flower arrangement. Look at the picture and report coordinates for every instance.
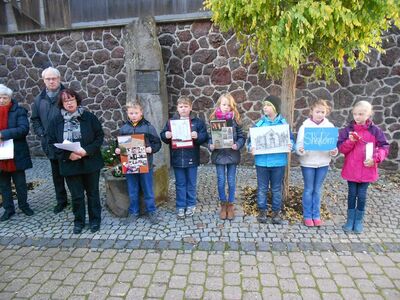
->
[101,140,123,177]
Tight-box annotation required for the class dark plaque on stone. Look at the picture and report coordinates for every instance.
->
[136,70,160,94]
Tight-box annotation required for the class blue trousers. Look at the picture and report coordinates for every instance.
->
[174,166,198,210]
[347,181,369,211]
[216,164,237,203]
[0,170,30,213]
[256,166,285,212]
[126,169,156,215]
[301,166,329,220]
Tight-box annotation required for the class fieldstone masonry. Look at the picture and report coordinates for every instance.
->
[0,21,399,170]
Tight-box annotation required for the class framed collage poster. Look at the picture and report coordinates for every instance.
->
[249,124,290,155]
[210,120,234,149]
[169,119,193,149]
[117,134,149,174]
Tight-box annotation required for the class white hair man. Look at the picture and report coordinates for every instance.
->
[31,67,69,214]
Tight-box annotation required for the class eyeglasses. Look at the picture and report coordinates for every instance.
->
[62,97,76,103]
[44,77,59,81]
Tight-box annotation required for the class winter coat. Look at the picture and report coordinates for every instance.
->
[160,113,208,168]
[209,118,246,165]
[0,99,32,171]
[119,118,162,168]
[337,120,389,183]
[31,84,65,159]
[48,110,104,177]
[296,118,337,168]
[247,114,294,167]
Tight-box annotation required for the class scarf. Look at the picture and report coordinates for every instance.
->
[61,107,84,142]
[215,107,234,120]
[0,102,16,172]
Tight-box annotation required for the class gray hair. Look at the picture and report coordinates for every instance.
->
[42,67,60,79]
[0,84,13,97]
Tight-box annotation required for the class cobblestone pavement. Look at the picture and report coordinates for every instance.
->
[0,159,399,299]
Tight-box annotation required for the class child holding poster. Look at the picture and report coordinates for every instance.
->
[209,93,245,220]
[160,96,208,219]
[247,96,294,225]
[115,101,161,225]
[296,99,338,227]
[337,100,389,234]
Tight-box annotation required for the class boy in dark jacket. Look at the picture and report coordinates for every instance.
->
[160,96,208,219]
[115,101,162,224]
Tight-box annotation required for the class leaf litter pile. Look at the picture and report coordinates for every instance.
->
[241,185,333,224]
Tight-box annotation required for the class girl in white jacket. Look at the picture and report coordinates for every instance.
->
[296,99,338,227]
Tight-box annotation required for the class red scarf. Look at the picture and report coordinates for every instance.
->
[0,102,16,172]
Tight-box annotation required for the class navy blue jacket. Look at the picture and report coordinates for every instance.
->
[0,100,32,171]
[31,84,65,159]
[209,119,246,165]
[160,114,208,168]
[47,110,104,177]
[119,118,161,168]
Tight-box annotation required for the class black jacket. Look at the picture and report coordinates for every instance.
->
[47,110,104,177]
[119,118,162,168]
[160,113,208,168]
[31,84,65,159]
[0,99,32,171]
[209,119,246,165]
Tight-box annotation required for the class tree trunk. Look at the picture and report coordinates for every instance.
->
[280,66,297,202]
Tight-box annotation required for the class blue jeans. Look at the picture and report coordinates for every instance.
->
[216,164,237,203]
[174,167,198,210]
[256,166,285,212]
[347,181,369,211]
[301,166,329,220]
[126,169,156,215]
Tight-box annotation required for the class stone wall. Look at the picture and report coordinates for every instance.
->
[0,21,399,170]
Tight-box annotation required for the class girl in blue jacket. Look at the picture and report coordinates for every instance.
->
[247,96,294,225]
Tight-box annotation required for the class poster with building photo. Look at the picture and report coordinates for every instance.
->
[169,119,193,149]
[249,124,290,155]
[117,134,149,174]
[210,120,234,149]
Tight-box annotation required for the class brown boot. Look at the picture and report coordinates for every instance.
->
[227,203,235,220]
[219,202,227,220]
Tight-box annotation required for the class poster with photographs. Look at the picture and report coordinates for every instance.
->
[210,120,234,149]
[169,119,193,149]
[117,134,149,174]
[249,124,290,155]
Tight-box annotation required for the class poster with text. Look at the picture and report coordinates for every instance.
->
[117,134,149,174]
[249,124,290,155]
[303,127,338,151]
[169,119,193,149]
[210,120,234,149]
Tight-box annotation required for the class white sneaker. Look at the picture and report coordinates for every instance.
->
[177,208,185,219]
[185,206,196,217]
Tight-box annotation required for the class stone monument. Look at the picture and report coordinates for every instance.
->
[104,16,170,217]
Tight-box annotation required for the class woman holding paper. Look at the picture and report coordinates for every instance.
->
[0,84,34,221]
[48,89,104,234]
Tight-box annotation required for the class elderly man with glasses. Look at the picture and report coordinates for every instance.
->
[31,67,69,214]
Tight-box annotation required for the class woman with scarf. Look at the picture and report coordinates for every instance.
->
[0,84,34,221]
[48,89,104,234]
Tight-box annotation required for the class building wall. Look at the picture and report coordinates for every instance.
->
[0,21,399,170]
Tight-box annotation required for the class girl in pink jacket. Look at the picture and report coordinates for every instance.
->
[337,101,389,234]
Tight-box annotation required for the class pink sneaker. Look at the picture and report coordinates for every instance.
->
[313,219,323,227]
[304,219,314,227]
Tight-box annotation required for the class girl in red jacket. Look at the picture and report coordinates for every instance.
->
[337,101,389,234]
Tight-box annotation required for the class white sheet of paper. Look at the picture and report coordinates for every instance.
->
[0,139,14,160]
[365,142,374,160]
[170,119,192,140]
[54,140,82,152]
